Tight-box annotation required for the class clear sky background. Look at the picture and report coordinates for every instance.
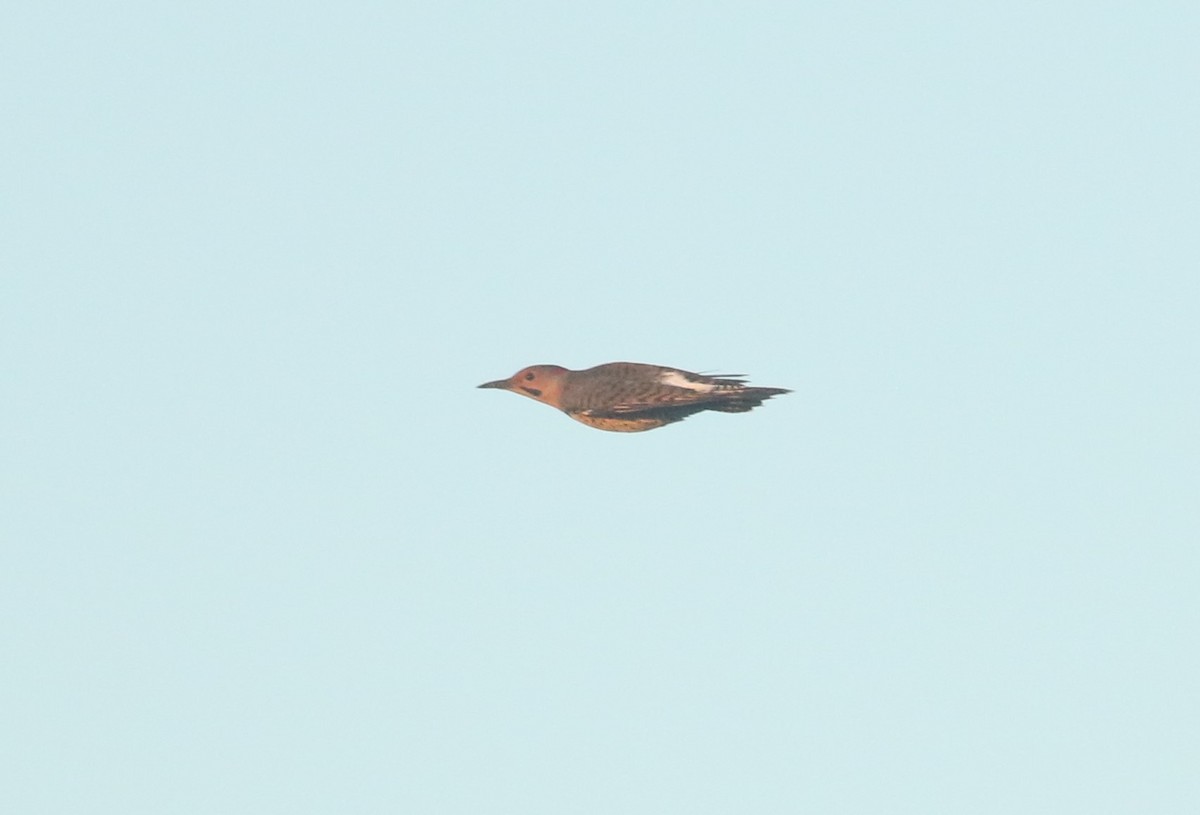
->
[3,2,1197,813]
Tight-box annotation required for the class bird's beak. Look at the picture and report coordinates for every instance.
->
[477,378,512,390]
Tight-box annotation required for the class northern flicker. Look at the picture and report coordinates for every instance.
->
[477,362,790,432]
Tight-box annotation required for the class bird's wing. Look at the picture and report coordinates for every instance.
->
[592,391,731,414]
[590,385,789,415]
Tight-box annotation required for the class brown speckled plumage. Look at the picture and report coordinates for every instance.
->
[478,361,789,433]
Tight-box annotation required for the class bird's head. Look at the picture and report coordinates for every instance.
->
[477,365,569,409]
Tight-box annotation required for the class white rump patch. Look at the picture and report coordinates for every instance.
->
[659,370,718,392]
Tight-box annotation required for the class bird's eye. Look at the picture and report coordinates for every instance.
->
[524,372,535,381]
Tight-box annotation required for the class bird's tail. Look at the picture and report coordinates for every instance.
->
[708,387,791,413]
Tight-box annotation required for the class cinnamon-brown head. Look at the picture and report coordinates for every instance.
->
[477,365,570,410]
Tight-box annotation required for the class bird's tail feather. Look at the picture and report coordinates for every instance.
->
[708,387,791,413]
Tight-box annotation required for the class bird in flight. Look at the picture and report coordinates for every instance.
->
[478,361,790,432]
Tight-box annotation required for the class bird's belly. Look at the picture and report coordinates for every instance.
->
[566,412,668,432]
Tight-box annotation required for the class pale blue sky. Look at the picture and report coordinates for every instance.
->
[3,2,1198,813]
